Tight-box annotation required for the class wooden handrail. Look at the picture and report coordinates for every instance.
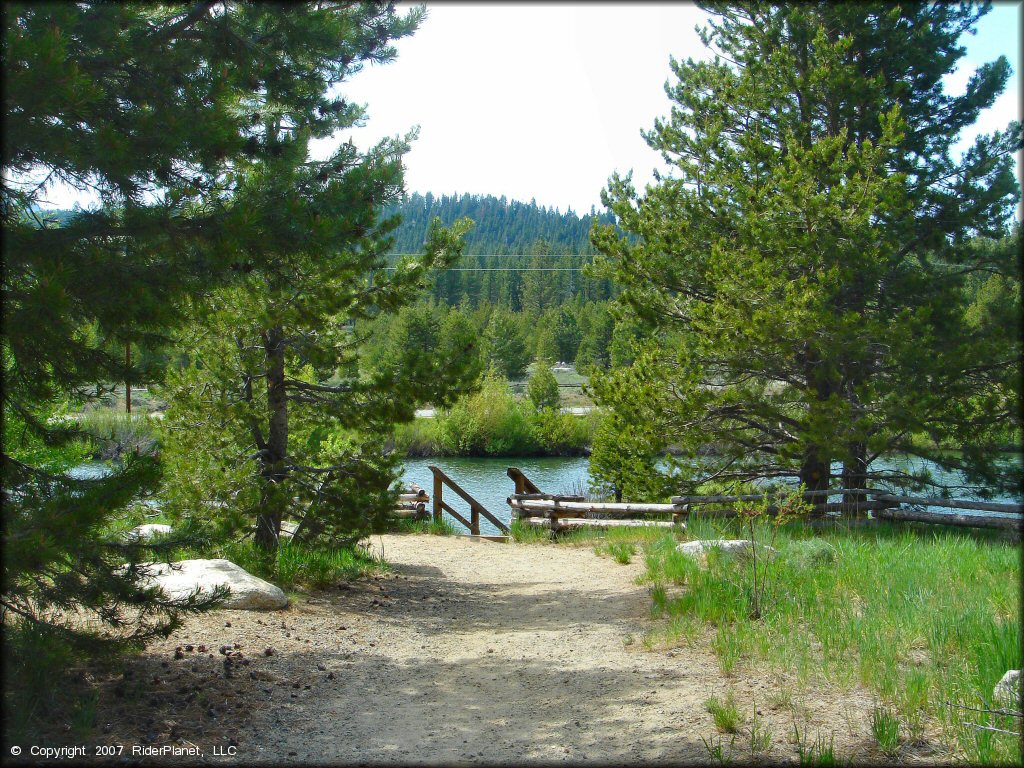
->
[507,467,542,495]
[429,465,510,535]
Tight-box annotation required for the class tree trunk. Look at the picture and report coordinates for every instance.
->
[799,348,835,510]
[840,441,869,516]
[255,326,288,552]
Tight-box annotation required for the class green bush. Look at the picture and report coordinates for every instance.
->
[436,374,536,455]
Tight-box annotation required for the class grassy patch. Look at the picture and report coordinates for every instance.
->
[390,517,457,536]
[2,620,119,745]
[595,540,635,564]
[643,516,1022,764]
[168,538,386,590]
[871,705,902,756]
[510,518,552,543]
[705,691,743,733]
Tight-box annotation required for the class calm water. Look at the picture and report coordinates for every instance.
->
[401,456,590,536]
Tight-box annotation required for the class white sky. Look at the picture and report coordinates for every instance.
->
[41,2,1023,215]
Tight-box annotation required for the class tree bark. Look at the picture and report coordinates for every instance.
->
[799,348,835,507]
[840,440,869,515]
[255,326,288,552]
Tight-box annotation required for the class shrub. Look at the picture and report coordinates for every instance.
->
[527,363,561,411]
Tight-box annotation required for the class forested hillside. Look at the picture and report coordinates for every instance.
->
[383,192,617,307]
[384,192,612,254]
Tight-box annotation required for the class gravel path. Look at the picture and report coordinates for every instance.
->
[85,534,883,764]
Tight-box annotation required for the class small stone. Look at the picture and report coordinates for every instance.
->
[994,669,1021,708]
[265,647,275,656]
[225,621,232,627]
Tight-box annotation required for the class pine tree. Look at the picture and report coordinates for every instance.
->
[1,3,440,650]
[591,3,1021,499]
[527,363,560,411]
[481,309,531,380]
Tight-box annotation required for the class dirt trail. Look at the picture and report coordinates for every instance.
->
[92,534,882,764]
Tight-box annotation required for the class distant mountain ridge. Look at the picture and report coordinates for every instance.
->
[383,192,614,255]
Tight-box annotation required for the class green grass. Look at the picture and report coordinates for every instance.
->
[642,515,1022,764]
[510,518,552,543]
[169,538,386,590]
[705,691,743,733]
[871,705,902,756]
[390,517,457,536]
[596,540,635,564]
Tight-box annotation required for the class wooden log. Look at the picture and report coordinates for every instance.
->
[671,489,872,505]
[399,491,429,502]
[872,494,1023,515]
[510,493,586,502]
[390,508,428,519]
[509,498,684,516]
[875,507,1022,532]
[689,500,895,518]
[516,516,679,530]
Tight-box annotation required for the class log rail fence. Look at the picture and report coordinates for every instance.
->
[506,468,1022,535]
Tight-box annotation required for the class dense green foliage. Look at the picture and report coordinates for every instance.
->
[395,374,593,457]
[1,0,455,668]
[591,2,1023,499]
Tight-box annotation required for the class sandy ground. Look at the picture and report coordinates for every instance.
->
[49,534,904,765]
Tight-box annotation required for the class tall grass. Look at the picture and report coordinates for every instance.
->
[643,516,1022,764]
[76,410,159,459]
[168,538,386,590]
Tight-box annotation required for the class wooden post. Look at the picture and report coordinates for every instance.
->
[471,504,480,535]
[432,470,443,524]
[125,341,131,414]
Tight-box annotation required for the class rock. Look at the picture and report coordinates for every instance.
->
[124,523,174,541]
[993,669,1021,709]
[139,559,288,610]
[675,539,776,565]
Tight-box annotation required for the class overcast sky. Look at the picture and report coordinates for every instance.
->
[44,2,1023,215]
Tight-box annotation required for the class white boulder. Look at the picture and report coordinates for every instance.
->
[676,539,776,564]
[993,669,1021,709]
[140,559,288,610]
[124,523,174,542]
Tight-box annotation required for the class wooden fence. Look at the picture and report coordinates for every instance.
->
[668,489,1023,532]
[506,468,1021,534]
[506,467,684,534]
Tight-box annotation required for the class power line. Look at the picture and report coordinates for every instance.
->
[381,267,587,271]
